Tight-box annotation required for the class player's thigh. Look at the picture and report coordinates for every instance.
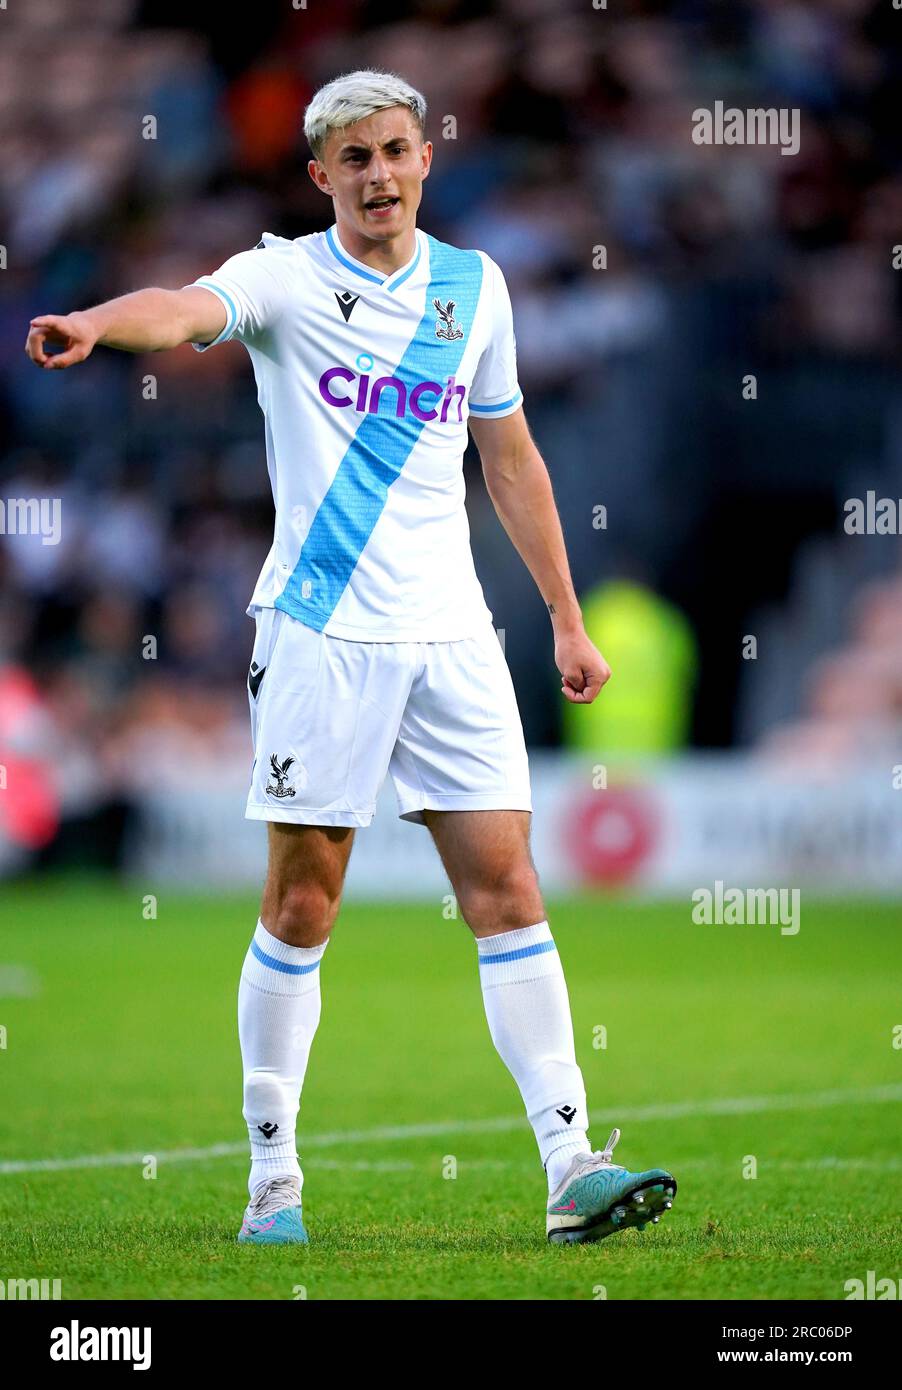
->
[265,820,356,895]
[424,808,545,930]
[261,822,355,941]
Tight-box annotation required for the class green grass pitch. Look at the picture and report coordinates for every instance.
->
[0,879,900,1300]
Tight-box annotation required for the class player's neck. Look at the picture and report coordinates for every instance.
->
[334,219,417,275]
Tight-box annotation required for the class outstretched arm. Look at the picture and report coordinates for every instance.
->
[469,406,611,704]
[24,285,228,369]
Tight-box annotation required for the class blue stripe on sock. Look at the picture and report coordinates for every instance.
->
[250,937,321,975]
[477,939,557,965]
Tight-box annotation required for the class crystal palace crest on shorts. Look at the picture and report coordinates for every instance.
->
[266,754,297,799]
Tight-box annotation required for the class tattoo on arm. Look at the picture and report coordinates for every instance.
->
[548,603,556,616]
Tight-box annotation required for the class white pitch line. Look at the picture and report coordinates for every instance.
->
[316,1155,902,1174]
[1,1082,899,1177]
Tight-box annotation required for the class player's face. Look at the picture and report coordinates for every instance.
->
[311,108,431,244]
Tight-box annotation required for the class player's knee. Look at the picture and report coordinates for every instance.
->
[457,863,544,933]
[268,878,340,945]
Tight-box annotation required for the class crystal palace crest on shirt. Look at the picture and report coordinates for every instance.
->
[433,298,464,340]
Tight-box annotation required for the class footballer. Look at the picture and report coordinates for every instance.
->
[25,70,676,1246]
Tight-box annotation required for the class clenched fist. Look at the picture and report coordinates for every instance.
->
[555,627,612,704]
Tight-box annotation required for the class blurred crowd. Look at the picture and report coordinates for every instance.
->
[2,0,902,864]
[758,570,902,771]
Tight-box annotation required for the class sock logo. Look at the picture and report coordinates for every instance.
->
[257,1122,279,1139]
[556,1105,577,1125]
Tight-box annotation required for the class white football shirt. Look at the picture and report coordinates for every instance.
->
[189,222,523,641]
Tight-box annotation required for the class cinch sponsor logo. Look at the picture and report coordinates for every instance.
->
[318,360,467,423]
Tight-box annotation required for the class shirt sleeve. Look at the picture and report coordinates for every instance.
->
[468,254,524,418]
[186,234,290,352]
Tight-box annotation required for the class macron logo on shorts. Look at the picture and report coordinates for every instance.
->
[248,661,266,699]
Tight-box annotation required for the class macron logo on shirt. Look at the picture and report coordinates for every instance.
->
[318,365,467,423]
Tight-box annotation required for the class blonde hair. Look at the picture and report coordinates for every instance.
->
[304,69,427,161]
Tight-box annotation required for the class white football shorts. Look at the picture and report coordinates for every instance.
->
[245,608,533,827]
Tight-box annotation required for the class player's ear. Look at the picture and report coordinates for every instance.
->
[420,141,433,180]
[307,158,333,195]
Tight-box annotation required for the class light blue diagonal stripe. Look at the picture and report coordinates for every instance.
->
[477,939,557,966]
[276,235,483,630]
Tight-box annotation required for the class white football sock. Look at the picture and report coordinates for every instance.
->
[477,921,591,1194]
[238,918,327,1198]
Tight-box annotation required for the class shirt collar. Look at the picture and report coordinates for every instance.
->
[325,223,422,293]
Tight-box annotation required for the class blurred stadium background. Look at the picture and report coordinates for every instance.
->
[2,0,901,897]
[4,0,902,1306]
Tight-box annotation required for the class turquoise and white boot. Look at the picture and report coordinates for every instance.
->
[237,1175,308,1245]
[546,1128,676,1245]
